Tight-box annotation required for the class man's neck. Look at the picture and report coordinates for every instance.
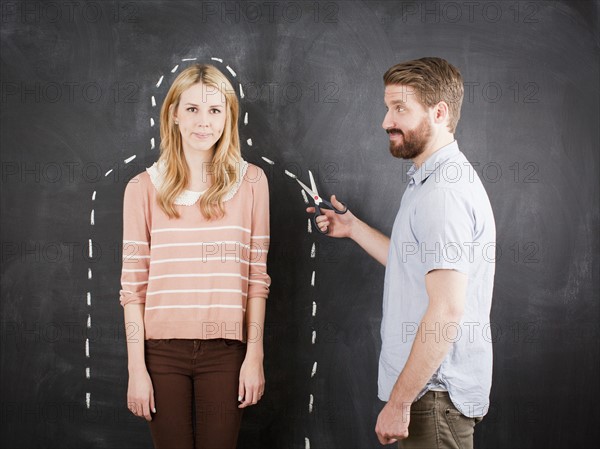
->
[412,134,455,168]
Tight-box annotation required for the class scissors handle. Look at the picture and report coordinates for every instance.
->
[320,198,348,215]
[313,201,348,235]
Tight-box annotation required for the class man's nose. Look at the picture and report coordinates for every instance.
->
[382,111,394,130]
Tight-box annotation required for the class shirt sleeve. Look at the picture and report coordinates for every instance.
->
[119,175,151,307]
[248,167,271,299]
[412,187,474,277]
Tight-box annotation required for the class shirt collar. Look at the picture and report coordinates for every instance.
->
[406,140,460,185]
[146,158,248,206]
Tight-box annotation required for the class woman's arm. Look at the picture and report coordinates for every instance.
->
[124,303,155,421]
[238,297,266,408]
[238,166,271,408]
[120,175,154,420]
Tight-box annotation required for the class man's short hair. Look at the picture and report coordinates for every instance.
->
[383,57,464,133]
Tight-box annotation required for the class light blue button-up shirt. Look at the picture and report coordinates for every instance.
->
[378,140,496,418]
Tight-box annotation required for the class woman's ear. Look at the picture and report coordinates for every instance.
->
[169,103,178,123]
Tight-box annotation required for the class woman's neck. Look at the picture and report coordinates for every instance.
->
[183,147,215,192]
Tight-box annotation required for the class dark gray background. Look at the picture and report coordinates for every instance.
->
[1,1,598,448]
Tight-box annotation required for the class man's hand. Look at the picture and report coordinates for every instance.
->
[306,194,390,266]
[306,195,355,237]
[375,400,411,445]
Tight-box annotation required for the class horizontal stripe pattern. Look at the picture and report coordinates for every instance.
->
[146,289,247,296]
[149,272,247,280]
[118,163,271,340]
[145,304,246,311]
[152,225,251,234]
[151,240,251,249]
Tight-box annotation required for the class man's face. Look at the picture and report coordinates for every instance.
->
[382,84,432,160]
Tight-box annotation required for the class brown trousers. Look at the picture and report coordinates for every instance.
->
[144,338,246,449]
[399,391,483,449]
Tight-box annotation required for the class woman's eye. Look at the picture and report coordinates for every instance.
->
[210,108,222,114]
[187,107,196,112]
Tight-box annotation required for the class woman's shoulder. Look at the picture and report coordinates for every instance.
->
[124,169,154,197]
[242,162,268,186]
[128,169,152,186]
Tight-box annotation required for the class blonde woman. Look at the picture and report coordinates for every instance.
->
[119,64,270,448]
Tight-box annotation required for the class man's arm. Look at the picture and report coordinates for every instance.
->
[308,195,390,266]
[375,268,468,444]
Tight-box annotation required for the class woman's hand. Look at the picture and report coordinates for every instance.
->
[307,195,356,237]
[127,367,156,421]
[238,354,265,408]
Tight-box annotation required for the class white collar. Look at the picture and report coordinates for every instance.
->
[146,159,248,206]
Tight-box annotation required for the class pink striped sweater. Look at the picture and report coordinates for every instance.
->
[119,159,271,342]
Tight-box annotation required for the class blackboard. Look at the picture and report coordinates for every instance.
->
[1,1,598,448]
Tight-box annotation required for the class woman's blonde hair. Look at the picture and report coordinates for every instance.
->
[158,64,241,220]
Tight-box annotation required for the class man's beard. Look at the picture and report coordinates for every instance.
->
[387,116,432,160]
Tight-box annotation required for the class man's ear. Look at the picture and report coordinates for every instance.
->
[433,101,449,125]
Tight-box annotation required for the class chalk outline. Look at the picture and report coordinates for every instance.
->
[85,57,317,448]
[87,56,320,447]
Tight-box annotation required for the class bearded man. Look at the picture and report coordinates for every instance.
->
[308,57,496,449]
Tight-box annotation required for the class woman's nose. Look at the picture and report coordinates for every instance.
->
[195,113,210,127]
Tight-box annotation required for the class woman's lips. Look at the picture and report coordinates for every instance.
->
[193,133,211,139]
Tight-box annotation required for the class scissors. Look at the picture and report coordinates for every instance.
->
[294,170,348,235]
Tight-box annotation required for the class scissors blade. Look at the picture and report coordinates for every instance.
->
[308,170,318,196]
[296,178,318,198]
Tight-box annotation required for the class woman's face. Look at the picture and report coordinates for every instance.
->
[173,82,227,156]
